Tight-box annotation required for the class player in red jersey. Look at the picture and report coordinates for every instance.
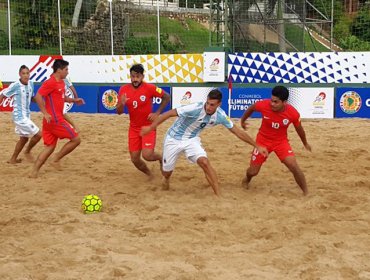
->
[240,86,311,195]
[30,59,85,178]
[116,64,170,178]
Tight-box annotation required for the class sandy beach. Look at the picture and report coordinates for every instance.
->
[0,112,369,279]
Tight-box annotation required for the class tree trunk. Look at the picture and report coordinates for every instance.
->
[72,0,84,28]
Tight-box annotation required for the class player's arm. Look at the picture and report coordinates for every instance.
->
[154,91,170,115]
[228,125,268,157]
[0,82,16,103]
[34,92,52,123]
[240,104,256,129]
[116,93,128,115]
[294,122,312,152]
[65,96,85,105]
[141,109,178,136]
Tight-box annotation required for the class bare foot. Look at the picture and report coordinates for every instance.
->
[161,177,170,190]
[7,158,22,164]
[241,177,250,189]
[24,152,35,162]
[50,160,62,171]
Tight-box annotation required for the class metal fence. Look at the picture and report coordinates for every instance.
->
[0,0,369,55]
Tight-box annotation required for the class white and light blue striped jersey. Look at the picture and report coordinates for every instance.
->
[0,80,34,122]
[64,77,73,89]
[166,102,233,140]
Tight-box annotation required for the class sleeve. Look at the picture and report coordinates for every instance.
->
[38,80,53,97]
[118,86,125,100]
[176,102,199,118]
[0,82,18,97]
[30,81,35,97]
[148,83,164,98]
[218,110,234,129]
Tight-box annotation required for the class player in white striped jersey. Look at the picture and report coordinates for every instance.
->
[141,89,268,196]
[0,65,41,164]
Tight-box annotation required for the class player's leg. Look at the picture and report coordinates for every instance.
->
[51,122,81,164]
[275,141,308,195]
[128,128,152,177]
[24,126,42,161]
[161,136,182,190]
[196,157,220,196]
[30,145,56,178]
[185,138,220,195]
[8,137,28,164]
[242,147,268,189]
[282,156,308,195]
[64,113,79,132]
[141,130,161,162]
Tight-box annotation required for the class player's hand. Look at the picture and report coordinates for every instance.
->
[74,98,85,105]
[140,126,152,136]
[43,112,52,123]
[121,94,129,105]
[241,121,249,130]
[256,145,268,157]
[148,112,160,121]
[304,143,312,152]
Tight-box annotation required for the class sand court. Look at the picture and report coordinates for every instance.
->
[0,112,369,279]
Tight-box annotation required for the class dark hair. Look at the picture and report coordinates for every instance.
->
[130,64,144,74]
[52,59,69,73]
[19,65,29,73]
[272,85,289,101]
[208,89,222,102]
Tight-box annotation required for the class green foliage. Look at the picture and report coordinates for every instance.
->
[333,16,352,43]
[340,35,370,51]
[124,36,158,54]
[0,30,8,50]
[351,5,370,42]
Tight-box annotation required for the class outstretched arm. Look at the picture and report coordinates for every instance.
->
[141,109,178,136]
[228,125,268,157]
[295,123,312,151]
[148,91,171,121]
[240,104,256,129]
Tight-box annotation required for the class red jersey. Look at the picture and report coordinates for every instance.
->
[118,82,164,128]
[255,99,300,143]
[38,75,66,123]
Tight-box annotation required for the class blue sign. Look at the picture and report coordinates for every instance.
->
[98,85,171,114]
[335,88,370,118]
[220,87,272,118]
[30,84,98,113]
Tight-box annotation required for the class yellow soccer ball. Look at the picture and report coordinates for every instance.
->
[82,194,102,214]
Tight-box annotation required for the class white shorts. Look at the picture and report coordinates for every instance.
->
[14,118,40,137]
[162,135,207,172]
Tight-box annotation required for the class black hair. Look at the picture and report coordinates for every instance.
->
[130,64,144,74]
[207,89,222,102]
[272,85,289,101]
[52,59,69,73]
[19,65,29,73]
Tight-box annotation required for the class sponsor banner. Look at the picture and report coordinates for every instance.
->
[29,85,98,113]
[288,88,334,118]
[98,86,171,114]
[0,84,13,112]
[219,88,272,118]
[0,54,204,83]
[203,52,225,82]
[172,87,215,109]
[229,52,370,83]
[335,88,370,118]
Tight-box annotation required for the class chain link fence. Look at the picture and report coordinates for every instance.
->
[0,0,369,55]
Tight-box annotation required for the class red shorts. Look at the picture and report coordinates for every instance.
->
[128,127,156,152]
[251,140,295,165]
[43,120,78,146]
